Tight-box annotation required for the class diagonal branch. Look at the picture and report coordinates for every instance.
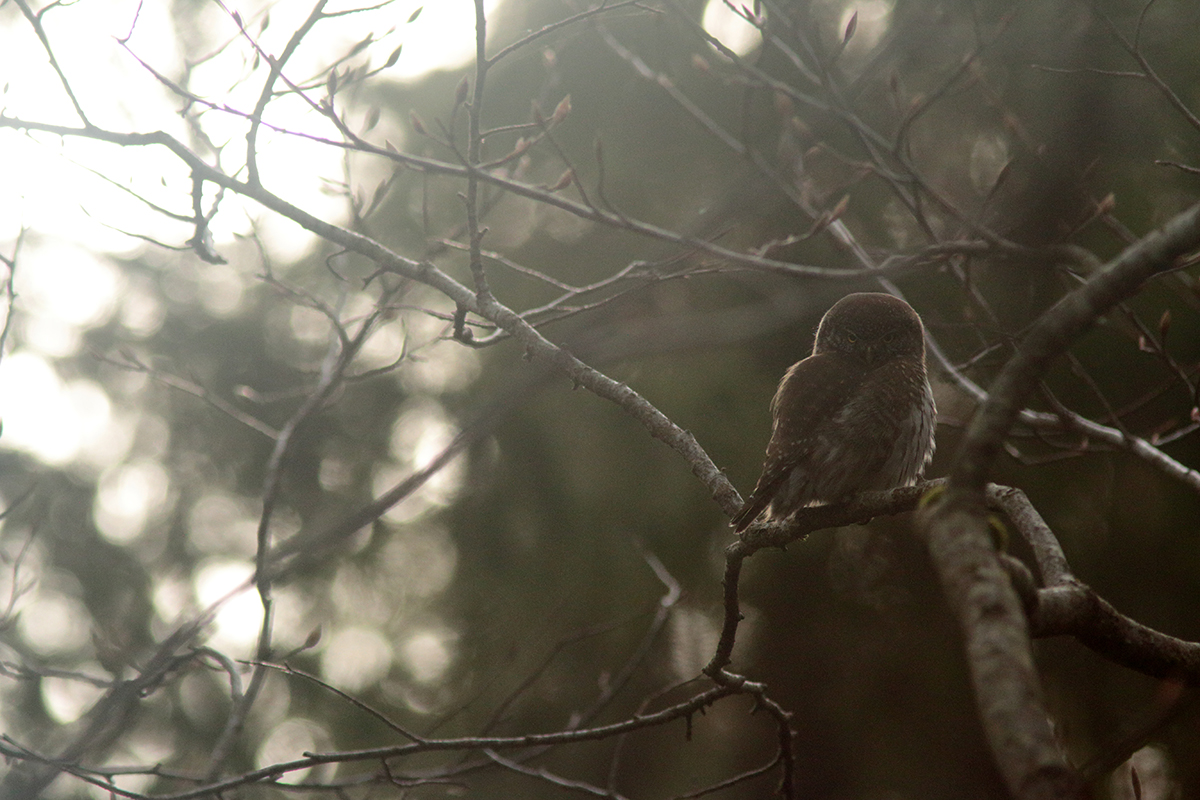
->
[952,202,1200,492]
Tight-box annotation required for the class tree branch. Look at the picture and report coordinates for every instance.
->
[918,202,1200,798]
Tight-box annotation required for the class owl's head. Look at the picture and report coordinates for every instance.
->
[813,292,926,365]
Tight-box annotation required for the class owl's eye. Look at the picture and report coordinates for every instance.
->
[845,332,858,344]
[882,332,897,345]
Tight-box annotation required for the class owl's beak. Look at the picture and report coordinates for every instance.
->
[864,344,878,365]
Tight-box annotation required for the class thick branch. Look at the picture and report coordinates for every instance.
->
[918,203,1200,799]
[917,496,1080,800]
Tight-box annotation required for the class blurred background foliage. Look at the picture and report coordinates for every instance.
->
[1,0,1200,798]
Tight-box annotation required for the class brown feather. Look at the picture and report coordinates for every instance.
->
[732,293,935,532]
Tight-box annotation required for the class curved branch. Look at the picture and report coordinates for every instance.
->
[1032,584,1200,682]
[990,488,1200,684]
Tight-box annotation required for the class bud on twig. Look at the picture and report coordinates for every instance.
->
[551,94,572,126]
[363,106,381,133]
[368,180,388,215]
[829,194,850,222]
[806,195,849,240]
[843,10,858,44]
[549,169,574,192]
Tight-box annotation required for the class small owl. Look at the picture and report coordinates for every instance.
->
[731,292,935,532]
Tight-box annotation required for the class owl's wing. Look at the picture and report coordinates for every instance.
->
[731,353,861,531]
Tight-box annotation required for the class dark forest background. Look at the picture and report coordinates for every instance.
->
[2,0,1200,798]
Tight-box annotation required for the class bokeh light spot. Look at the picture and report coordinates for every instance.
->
[321,627,394,692]
[19,590,91,657]
[701,0,762,57]
[386,0,505,80]
[42,676,106,724]
[94,457,171,543]
[256,718,331,782]
[0,353,114,466]
[194,559,261,652]
[21,242,119,328]
[400,628,454,685]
